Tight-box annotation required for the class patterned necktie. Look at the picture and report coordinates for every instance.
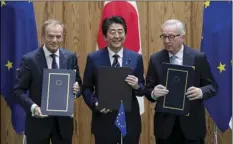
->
[112,54,120,67]
[50,54,58,69]
[170,55,179,65]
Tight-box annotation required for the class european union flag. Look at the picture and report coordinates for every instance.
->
[115,102,127,136]
[200,1,232,132]
[1,1,38,133]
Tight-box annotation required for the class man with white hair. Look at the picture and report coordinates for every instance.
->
[145,19,218,144]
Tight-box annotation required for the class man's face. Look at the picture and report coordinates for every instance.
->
[160,25,184,54]
[105,23,126,50]
[43,24,63,53]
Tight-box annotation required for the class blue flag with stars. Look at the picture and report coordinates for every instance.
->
[1,1,38,133]
[115,102,127,136]
[200,1,232,132]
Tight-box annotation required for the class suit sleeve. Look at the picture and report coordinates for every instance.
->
[72,54,82,97]
[82,55,97,110]
[198,53,218,100]
[133,55,145,96]
[145,56,157,102]
[13,56,34,113]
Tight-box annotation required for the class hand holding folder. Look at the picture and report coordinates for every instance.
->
[186,86,203,100]
[34,106,48,118]
[72,81,81,97]
[125,75,140,90]
[151,85,169,99]
[95,102,112,114]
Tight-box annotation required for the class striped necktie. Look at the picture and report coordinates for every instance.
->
[112,54,120,67]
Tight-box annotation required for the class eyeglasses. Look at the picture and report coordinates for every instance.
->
[160,34,180,41]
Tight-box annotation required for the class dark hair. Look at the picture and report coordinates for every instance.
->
[102,16,127,37]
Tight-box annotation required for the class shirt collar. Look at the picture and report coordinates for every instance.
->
[107,47,123,58]
[43,45,60,57]
[168,44,184,59]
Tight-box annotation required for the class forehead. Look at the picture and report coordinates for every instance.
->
[108,23,124,31]
[161,24,179,34]
[45,24,63,34]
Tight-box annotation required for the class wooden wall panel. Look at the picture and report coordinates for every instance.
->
[33,2,64,45]
[190,2,203,48]
[1,1,232,144]
[137,2,149,144]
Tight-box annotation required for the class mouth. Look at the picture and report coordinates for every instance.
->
[165,43,172,47]
[112,40,122,44]
[50,44,58,48]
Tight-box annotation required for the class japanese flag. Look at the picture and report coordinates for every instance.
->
[97,1,144,115]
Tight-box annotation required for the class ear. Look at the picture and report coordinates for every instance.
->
[103,36,107,41]
[181,35,185,42]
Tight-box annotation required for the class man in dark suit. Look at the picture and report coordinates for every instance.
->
[82,16,145,144]
[13,19,82,144]
[145,19,218,144]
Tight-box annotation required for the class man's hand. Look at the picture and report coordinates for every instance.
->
[152,85,169,98]
[125,75,140,90]
[73,82,80,95]
[34,106,48,118]
[95,102,111,114]
[186,86,202,100]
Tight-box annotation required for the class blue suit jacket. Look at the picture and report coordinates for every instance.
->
[145,45,218,140]
[13,47,82,139]
[82,47,145,136]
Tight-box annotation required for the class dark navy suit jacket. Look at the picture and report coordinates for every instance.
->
[13,47,82,139]
[145,45,218,140]
[82,47,145,136]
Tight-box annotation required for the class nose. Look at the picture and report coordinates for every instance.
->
[164,37,170,43]
[114,32,120,38]
[51,36,57,42]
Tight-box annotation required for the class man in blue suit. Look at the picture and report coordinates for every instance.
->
[82,16,145,144]
[145,19,218,144]
[13,19,82,144]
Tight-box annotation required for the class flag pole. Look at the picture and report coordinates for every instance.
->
[121,134,123,144]
[213,123,218,144]
[23,134,27,144]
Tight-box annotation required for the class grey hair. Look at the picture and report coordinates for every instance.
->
[161,19,185,35]
[41,19,65,36]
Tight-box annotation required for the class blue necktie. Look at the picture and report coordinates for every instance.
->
[112,54,120,67]
[50,54,58,69]
[170,55,179,65]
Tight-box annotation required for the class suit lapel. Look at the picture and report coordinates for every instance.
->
[101,48,111,66]
[36,47,48,73]
[59,49,67,69]
[122,49,130,67]
[182,46,194,66]
[161,49,170,64]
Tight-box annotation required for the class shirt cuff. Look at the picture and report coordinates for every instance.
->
[200,89,203,99]
[151,91,158,100]
[31,103,38,116]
